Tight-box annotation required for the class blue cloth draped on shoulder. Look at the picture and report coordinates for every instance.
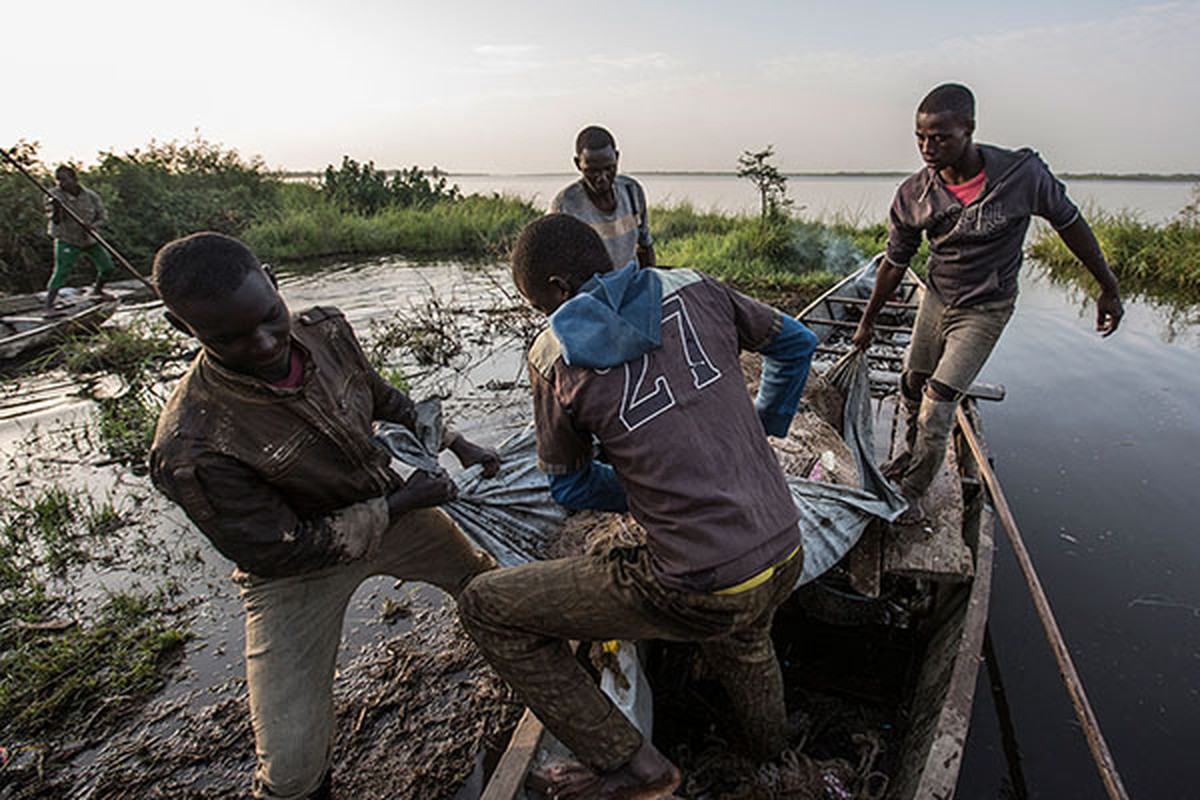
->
[374,348,906,587]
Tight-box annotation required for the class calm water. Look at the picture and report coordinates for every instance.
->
[956,269,1200,799]
[452,172,1196,224]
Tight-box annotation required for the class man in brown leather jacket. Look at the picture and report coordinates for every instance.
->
[149,232,498,799]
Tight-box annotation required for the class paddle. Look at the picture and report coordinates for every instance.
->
[956,403,1130,800]
[0,147,157,296]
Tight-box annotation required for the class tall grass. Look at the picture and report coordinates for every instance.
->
[1029,191,1200,300]
[243,192,540,263]
[649,204,891,306]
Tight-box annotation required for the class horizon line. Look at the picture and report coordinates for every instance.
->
[279,168,1200,183]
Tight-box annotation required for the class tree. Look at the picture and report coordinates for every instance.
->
[737,146,792,220]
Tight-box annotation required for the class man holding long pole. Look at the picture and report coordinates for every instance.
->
[44,165,115,315]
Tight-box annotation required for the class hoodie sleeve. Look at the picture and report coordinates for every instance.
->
[753,314,818,437]
[548,461,629,512]
[529,358,593,476]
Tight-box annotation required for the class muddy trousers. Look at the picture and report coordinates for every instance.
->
[900,291,1015,496]
[458,541,805,773]
[235,508,495,800]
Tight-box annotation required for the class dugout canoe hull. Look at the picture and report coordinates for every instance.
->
[0,293,117,363]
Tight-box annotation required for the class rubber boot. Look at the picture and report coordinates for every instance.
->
[883,378,923,480]
[897,396,958,524]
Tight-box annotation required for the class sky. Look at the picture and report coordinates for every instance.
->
[5,0,1199,174]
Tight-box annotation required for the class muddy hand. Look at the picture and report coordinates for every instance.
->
[456,440,501,477]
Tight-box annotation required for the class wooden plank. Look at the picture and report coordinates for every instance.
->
[826,295,920,310]
[846,523,883,597]
[481,709,545,800]
[882,411,973,582]
[805,317,912,334]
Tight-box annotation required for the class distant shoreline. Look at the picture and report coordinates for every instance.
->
[281,169,1199,183]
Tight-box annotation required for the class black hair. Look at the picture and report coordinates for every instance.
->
[918,83,975,123]
[511,214,612,294]
[153,232,261,308]
[55,165,77,180]
[574,125,616,155]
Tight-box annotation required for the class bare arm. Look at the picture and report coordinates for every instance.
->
[851,258,908,350]
[1056,217,1123,336]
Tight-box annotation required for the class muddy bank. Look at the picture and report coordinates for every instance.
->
[3,605,520,799]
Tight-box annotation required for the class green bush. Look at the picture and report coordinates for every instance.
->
[88,136,279,271]
[322,156,460,215]
[0,142,55,293]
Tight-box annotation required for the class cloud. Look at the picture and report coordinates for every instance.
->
[587,52,681,71]
[473,44,539,56]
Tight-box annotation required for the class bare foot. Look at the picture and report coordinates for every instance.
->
[546,741,680,800]
[43,306,67,318]
[893,485,927,526]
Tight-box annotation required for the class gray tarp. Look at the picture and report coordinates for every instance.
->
[376,347,906,586]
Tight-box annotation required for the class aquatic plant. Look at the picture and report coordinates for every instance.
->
[367,292,464,372]
[93,382,162,473]
[0,588,187,738]
[1029,192,1200,302]
[53,319,189,380]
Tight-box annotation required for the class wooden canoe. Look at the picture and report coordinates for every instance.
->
[0,293,117,362]
[481,262,998,800]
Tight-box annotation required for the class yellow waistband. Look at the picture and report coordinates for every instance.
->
[712,545,801,596]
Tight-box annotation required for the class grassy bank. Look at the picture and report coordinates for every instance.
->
[650,204,895,307]
[1029,190,1200,300]
[243,188,540,263]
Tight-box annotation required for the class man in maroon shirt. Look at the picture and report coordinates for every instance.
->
[459,214,817,799]
[853,83,1123,524]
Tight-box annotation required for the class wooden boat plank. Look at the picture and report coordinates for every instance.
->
[882,409,973,583]
[846,522,883,597]
[481,709,545,800]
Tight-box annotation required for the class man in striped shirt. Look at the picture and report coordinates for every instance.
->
[550,126,656,269]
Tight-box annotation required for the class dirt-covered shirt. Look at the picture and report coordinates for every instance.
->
[150,307,420,579]
[886,144,1080,307]
[549,175,652,268]
[45,186,107,247]
[529,269,801,593]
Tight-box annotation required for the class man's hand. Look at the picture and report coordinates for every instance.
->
[1096,289,1124,337]
[449,437,501,478]
[386,468,458,518]
[851,320,874,351]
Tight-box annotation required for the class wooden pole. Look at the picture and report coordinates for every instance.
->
[0,148,157,294]
[956,405,1130,800]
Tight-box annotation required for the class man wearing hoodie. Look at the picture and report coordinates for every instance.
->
[459,214,817,799]
[852,83,1123,525]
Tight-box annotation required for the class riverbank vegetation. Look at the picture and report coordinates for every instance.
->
[0,485,188,740]
[1029,188,1200,301]
[6,136,894,303]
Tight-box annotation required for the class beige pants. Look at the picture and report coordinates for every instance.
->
[901,291,1015,494]
[235,508,495,799]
